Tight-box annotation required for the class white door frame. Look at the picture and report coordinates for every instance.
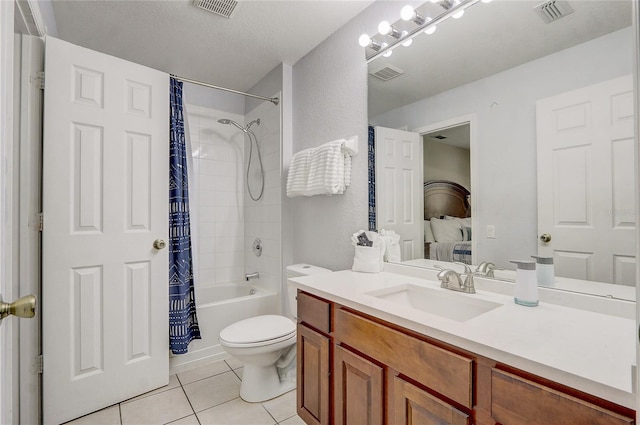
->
[1,1,18,423]
[412,113,478,265]
[633,0,640,419]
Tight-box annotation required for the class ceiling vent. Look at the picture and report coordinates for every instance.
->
[193,0,238,19]
[369,65,404,82]
[534,0,574,24]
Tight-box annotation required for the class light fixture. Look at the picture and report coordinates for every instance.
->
[358,34,382,51]
[378,21,402,39]
[400,5,426,25]
[401,31,413,47]
[360,0,488,62]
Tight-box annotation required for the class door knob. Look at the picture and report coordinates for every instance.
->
[539,233,552,243]
[153,239,166,250]
[0,294,36,321]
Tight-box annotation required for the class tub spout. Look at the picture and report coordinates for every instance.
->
[245,272,260,281]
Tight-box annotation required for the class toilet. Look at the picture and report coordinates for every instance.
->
[219,264,331,402]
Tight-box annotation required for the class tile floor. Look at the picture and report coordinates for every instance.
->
[63,358,304,425]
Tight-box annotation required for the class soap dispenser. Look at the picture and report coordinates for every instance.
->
[532,256,555,287]
[510,260,538,307]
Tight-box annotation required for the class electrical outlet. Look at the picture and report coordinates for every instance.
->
[487,225,496,238]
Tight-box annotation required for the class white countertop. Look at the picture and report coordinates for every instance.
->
[288,267,637,409]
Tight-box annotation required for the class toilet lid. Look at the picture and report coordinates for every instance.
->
[219,315,295,345]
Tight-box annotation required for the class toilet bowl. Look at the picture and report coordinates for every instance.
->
[219,264,331,402]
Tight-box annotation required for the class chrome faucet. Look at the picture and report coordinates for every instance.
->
[476,261,498,277]
[245,272,260,281]
[437,262,476,294]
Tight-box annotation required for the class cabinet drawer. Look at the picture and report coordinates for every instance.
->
[491,369,634,425]
[297,291,331,333]
[334,308,473,409]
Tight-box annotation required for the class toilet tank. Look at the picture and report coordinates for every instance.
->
[286,264,331,318]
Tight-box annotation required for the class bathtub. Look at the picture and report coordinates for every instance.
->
[169,283,279,374]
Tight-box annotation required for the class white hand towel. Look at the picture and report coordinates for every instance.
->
[286,148,312,197]
[306,140,345,195]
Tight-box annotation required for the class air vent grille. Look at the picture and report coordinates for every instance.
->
[534,0,574,24]
[193,0,238,18]
[369,65,404,82]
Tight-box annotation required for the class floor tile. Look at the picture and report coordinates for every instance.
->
[183,371,241,412]
[177,360,232,385]
[167,414,200,425]
[197,398,275,425]
[279,414,306,425]
[63,405,120,425]
[262,390,297,423]
[224,357,243,370]
[126,374,181,402]
[121,387,193,425]
[232,367,244,380]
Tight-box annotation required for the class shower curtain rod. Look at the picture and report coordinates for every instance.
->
[172,75,280,106]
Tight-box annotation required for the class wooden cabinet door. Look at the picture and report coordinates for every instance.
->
[491,369,634,425]
[297,324,330,425]
[334,345,384,425]
[393,376,470,425]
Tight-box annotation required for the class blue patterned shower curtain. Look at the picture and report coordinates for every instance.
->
[169,77,201,354]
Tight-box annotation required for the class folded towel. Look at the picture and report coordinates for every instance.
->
[286,148,312,197]
[287,138,354,197]
[379,229,401,262]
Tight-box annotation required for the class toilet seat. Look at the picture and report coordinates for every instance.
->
[219,315,296,348]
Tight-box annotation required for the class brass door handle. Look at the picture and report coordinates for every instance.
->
[0,294,36,322]
[539,233,552,243]
[153,239,166,250]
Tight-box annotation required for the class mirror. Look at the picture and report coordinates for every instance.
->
[368,0,635,298]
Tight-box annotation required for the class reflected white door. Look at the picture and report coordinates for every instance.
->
[537,75,635,285]
[42,37,169,424]
[375,126,423,260]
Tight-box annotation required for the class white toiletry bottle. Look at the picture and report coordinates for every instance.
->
[510,260,538,307]
[532,256,555,287]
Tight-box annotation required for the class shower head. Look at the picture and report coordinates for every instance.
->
[218,118,246,132]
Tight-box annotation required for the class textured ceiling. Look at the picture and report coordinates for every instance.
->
[51,0,374,92]
[368,0,633,117]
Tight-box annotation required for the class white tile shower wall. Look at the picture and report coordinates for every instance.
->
[244,96,282,298]
[186,104,246,286]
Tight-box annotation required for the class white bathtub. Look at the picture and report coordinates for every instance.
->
[169,283,279,374]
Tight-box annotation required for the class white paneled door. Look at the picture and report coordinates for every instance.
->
[375,126,423,260]
[537,75,635,285]
[42,37,169,424]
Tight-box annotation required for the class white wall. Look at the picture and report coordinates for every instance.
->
[371,27,633,268]
[423,139,470,190]
[290,2,398,271]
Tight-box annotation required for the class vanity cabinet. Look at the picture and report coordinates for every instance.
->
[297,292,331,425]
[296,290,635,425]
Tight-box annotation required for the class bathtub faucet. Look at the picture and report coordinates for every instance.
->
[245,272,260,282]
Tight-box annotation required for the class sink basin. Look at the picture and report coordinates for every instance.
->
[366,284,502,322]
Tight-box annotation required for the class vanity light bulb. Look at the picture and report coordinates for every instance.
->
[452,0,464,18]
[358,34,372,47]
[401,5,416,21]
[378,20,392,35]
[424,17,437,35]
[401,31,413,47]
[383,50,393,58]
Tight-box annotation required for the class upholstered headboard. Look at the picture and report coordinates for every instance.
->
[423,180,470,220]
